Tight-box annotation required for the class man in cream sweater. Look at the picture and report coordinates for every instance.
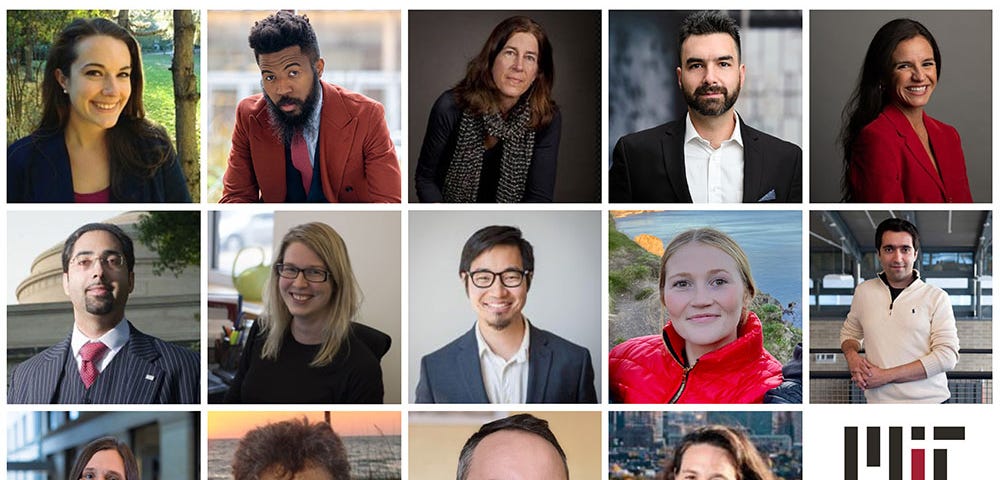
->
[840,218,960,403]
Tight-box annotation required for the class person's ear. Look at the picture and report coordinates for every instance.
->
[55,68,69,93]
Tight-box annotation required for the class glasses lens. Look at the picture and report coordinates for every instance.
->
[500,271,524,287]
[276,265,296,279]
[303,269,328,282]
[471,272,494,287]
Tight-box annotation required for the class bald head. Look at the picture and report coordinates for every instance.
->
[457,414,568,480]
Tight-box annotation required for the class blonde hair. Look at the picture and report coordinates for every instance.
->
[658,228,756,321]
[260,222,361,367]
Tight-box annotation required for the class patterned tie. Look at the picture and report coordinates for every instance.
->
[79,341,108,389]
[290,129,313,195]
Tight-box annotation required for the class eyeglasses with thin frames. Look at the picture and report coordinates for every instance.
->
[466,269,530,288]
[275,263,330,283]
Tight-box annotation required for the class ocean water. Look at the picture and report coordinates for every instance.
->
[615,210,802,328]
[209,435,401,480]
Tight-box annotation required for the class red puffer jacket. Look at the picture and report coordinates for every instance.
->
[609,311,783,403]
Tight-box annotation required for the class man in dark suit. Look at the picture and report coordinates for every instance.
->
[415,226,597,403]
[220,11,401,203]
[610,10,801,203]
[7,223,198,404]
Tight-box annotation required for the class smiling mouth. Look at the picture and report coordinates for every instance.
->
[93,101,120,111]
[906,86,929,93]
[483,300,513,312]
[288,292,313,302]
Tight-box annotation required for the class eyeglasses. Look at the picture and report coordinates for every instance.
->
[275,264,330,283]
[466,269,530,288]
[70,254,126,271]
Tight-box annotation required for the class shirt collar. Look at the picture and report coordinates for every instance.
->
[71,319,130,356]
[683,111,744,148]
[475,317,531,363]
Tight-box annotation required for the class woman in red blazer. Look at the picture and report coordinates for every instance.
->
[840,19,972,203]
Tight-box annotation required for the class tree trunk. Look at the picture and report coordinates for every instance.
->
[171,10,200,201]
[117,10,129,30]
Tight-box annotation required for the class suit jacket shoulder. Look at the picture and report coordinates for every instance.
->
[116,323,200,404]
[739,121,802,202]
[527,324,598,403]
[610,121,688,203]
[8,336,72,403]
[415,327,487,403]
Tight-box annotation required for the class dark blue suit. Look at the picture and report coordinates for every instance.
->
[415,323,597,403]
[7,322,199,404]
[7,130,191,203]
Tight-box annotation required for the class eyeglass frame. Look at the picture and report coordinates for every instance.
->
[464,268,532,288]
[274,263,331,283]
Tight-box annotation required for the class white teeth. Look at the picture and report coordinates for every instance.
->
[290,293,311,301]
[907,86,927,92]
[94,102,118,110]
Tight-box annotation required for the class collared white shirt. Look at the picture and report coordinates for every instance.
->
[71,319,130,372]
[475,317,531,404]
[302,84,325,167]
[683,111,745,203]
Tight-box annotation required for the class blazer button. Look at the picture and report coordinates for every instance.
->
[345,186,354,192]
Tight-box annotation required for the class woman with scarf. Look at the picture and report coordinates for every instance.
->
[415,15,561,203]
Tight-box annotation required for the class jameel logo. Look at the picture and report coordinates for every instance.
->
[843,426,964,480]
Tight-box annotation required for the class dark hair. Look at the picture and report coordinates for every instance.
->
[248,10,321,63]
[874,217,921,252]
[678,11,742,65]
[459,225,535,289]
[453,15,556,129]
[68,436,140,480]
[38,17,175,200]
[456,414,567,480]
[663,425,774,480]
[62,223,135,273]
[232,418,350,480]
[840,19,941,201]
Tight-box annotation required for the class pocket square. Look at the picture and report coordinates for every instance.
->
[757,189,776,202]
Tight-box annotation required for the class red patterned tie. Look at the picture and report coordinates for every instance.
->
[290,129,313,195]
[79,341,108,389]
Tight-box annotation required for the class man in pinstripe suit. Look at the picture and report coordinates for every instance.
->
[7,223,199,404]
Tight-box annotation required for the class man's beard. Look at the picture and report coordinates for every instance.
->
[684,83,740,117]
[264,73,321,144]
[85,294,114,315]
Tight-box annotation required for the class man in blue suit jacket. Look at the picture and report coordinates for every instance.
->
[7,223,198,404]
[415,226,597,403]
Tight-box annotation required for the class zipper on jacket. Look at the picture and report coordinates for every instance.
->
[668,367,692,403]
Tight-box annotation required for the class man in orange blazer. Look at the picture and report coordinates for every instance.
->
[221,11,401,203]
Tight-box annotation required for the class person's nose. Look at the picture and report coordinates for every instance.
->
[487,275,509,295]
[511,55,525,72]
[275,77,293,96]
[703,64,720,85]
[692,284,713,306]
[102,76,119,96]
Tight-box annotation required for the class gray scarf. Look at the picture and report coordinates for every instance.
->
[443,99,535,203]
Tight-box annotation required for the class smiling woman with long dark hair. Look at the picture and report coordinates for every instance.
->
[840,18,972,203]
[415,15,561,203]
[7,17,190,203]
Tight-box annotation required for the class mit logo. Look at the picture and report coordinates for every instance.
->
[844,426,965,480]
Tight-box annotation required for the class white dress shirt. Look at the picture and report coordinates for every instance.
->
[683,112,745,203]
[475,317,531,404]
[71,319,130,372]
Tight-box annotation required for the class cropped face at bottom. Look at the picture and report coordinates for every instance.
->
[260,464,334,480]
[677,443,738,480]
[80,449,126,480]
[465,430,566,480]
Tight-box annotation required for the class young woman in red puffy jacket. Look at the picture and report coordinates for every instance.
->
[609,228,783,403]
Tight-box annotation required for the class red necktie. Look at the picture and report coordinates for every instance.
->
[291,130,313,195]
[80,341,108,389]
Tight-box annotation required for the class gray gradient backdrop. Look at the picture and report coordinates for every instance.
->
[408,10,601,203]
[407,211,602,403]
[810,10,992,203]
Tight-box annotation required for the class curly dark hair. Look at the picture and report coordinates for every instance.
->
[248,10,321,63]
[36,17,174,200]
[68,436,140,480]
[453,16,556,129]
[232,418,350,480]
[839,19,941,201]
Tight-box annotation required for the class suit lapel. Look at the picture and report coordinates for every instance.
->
[456,328,489,403]
[249,107,288,202]
[526,325,551,403]
[38,336,72,403]
[887,106,946,192]
[318,82,358,203]
[740,121,765,202]
[117,325,165,403]
[661,122,694,202]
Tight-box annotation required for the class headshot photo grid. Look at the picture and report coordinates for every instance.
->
[1,4,996,480]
